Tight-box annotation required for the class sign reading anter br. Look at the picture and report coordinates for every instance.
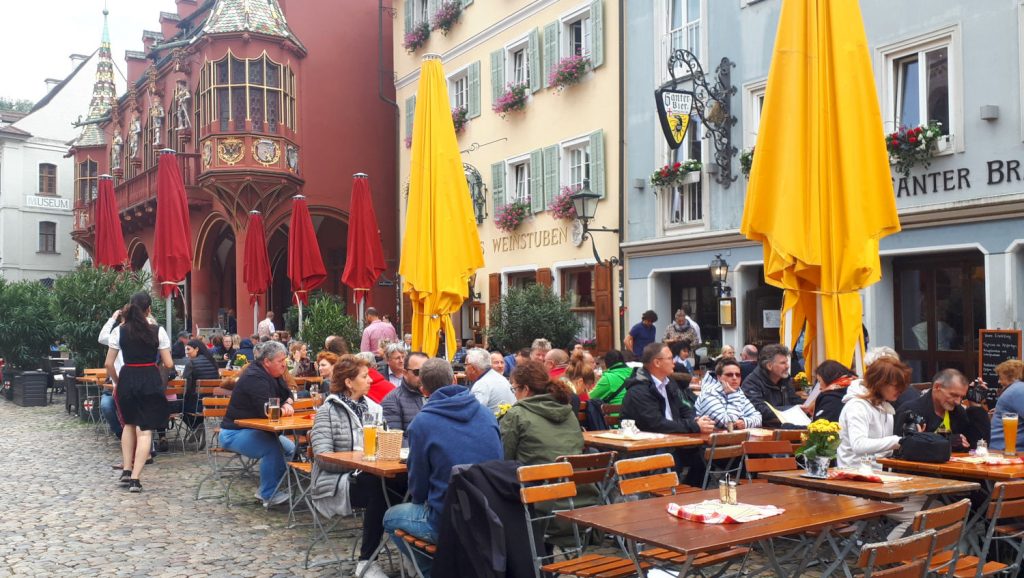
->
[26,196,71,210]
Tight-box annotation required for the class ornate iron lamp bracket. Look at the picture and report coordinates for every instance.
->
[667,50,738,188]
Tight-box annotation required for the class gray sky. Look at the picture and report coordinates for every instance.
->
[1,0,178,103]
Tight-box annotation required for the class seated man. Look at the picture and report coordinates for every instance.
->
[622,342,715,487]
[218,340,296,507]
[695,358,762,430]
[463,347,515,413]
[894,368,986,451]
[741,343,803,427]
[383,358,503,577]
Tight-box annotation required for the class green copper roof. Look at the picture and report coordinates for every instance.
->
[76,9,116,148]
[201,0,303,48]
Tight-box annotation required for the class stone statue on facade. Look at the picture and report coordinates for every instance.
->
[151,100,165,147]
[174,81,191,131]
[128,113,141,159]
[112,132,123,170]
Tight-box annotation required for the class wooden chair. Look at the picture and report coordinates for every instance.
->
[910,498,971,578]
[602,404,623,429]
[392,530,435,578]
[966,481,1024,578]
[612,454,749,575]
[576,400,588,427]
[700,430,749,489]
[194,397,257,505]
[518,462,649,578]
[856,528,936,578]
[741,440,799,481]
[556,451,617,505]
[774,429,805,452]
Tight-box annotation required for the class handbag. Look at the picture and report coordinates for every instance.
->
[897,431,951,463]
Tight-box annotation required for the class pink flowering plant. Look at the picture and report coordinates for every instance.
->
[494,198,530,232]
[650,159,702,188]
[431,1,463,35]
[548,55,591,91]
[451,106,468,134]
[404,135,413,149]
[403,21,430,53]
[886,121,943,178]
[492,82,529,118]
[549,185,579,221]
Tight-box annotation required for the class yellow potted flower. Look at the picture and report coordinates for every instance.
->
[796,419,841,478]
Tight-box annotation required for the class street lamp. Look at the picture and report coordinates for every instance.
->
[570,179,619,265]
[709,253,729,296]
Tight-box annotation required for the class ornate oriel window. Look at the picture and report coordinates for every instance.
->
[198,51,296,136]
[75,159,98,207]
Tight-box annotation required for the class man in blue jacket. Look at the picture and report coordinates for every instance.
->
[383,357,503,577]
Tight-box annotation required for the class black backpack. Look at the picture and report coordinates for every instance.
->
[583,371,634,431]
[896,431,952,463]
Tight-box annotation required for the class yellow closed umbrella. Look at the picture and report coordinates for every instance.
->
[740,0,901,373]
[400,55,485,359]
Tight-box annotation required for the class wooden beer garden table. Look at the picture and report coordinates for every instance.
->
[556,483,901,577]
[234,415,315,433]
[759,469,979,501]
[318,450,408,479]
[583,430,705,453]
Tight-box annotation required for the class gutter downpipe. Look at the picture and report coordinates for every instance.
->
[617,0,626,349]
[379,0,403,327]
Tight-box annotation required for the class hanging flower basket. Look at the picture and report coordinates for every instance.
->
[740,147,754,178]
[403,21,430,53]
[492,82,529,118]
[650,159,702,188]
[494,198,530,232]
[431,0,463,35]
[549,185,579,221]
[451,106,468,134]
[548,55,591,91]
[886,121,943,178]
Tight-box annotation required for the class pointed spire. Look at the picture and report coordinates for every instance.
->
[76,5,117,147]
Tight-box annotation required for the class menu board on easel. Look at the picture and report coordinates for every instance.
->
[978,329,1022,389]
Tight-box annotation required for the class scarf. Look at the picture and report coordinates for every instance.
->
[340,394,369,423]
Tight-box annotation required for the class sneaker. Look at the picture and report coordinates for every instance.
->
[119,470,131,485]
[128,479,142,493]
[262,490,290,508]
[355,560,389,578]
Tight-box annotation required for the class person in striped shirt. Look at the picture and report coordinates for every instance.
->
[695,358,761,430]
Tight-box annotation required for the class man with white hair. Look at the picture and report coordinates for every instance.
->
[463,347,515,412]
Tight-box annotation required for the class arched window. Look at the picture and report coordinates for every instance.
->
[197,52,296,136]
[39,163,57,195]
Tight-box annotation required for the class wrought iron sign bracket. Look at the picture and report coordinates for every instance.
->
[667,50,738,188]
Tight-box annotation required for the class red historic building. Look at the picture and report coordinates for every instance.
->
[69,0,398,337]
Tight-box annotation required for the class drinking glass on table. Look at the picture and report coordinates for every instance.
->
[309,382,322,407]
[363,410,381,461]
[1003,412,1019,456]
[264,397,281,423]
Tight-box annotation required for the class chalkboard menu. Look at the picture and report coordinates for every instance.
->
[978,329,1023,389]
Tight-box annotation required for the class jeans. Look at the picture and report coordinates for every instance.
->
[100,393,123,439]
[383,502,436,577]
[218,428,295,500]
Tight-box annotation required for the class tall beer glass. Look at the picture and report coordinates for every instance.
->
[1003,412,1018,456]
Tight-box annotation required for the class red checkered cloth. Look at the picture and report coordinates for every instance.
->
[951,455,1024,465]
[827,470,911,484]
[667,500,785,524]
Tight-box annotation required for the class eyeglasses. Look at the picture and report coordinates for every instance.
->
[720,372,742,378]
[511,385,528,392]
[407,368,420,376]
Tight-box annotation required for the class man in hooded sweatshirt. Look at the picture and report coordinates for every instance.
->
[383,357,503,577]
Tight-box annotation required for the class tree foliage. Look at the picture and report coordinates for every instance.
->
[0,277,57,369]
[486,284,582,352]
[0,97,34,113]
[286,291,361,354]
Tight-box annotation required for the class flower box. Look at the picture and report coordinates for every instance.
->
[403,21,430,53]
[549,186,579,221]
[548,55,591,91]
[431,1,462,35]
[886,121,943,178]
[650,159,702,189]
[492,82,529,118]
[495,199,530,232]
[451,106,468,134]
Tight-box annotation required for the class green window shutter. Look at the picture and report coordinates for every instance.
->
[467,61,481,119]
[462,0,473,6]
[427,0,439,23]
[590,129,605,198]
[542,145,559,208]
[528,28,542,94]
[405,95,416,140]
[590,0,604,69]
[491,162,506,210]
[529,149,544,213]
[404,0,413,34]
[542,21,559,89]
[490,49,505,103]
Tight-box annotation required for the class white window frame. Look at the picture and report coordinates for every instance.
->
[656,114,707,234]
[877,25,962,154]
[560,134,591,191]
[506,153,531,205]
[447,66,470,112]
[742,78,767,150]
[504,35,531,88]
[560,4,592,59]
[415,0,429,25]
[501,265,539,296]
[659,0,706,84]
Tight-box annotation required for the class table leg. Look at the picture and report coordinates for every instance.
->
[817,520,869,578]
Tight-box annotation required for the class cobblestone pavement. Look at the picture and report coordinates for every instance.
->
[0,397,388,577]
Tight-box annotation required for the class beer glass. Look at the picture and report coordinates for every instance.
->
[363,411,380,461]
[1003,412,1018,456]
[264,397,281,423]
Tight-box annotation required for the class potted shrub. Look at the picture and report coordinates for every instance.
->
[494,198,531,232]
[451,105,468,134]
[886,121,943,178]
[650,159,702,189]
[486,284,583,352]
[403,21,430,53]
[549,186,579,221]
[492,82,529,118]
[283,291,360,353]
[796,419,841,478]
[740,147,754,178]
[548,55,591,92]
[430,0,463,35]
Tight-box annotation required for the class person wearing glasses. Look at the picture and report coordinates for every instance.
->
[695,358,761,430]
[381,352,429,434]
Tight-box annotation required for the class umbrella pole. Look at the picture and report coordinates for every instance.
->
[253,301,258,339]
[357,295,365,332]
[297,297,304,338]
[166,294,173,338]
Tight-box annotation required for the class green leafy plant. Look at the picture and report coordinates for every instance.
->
[0,277,57,370]
[285,291,361,353]
[487,284,582,352]
[886,121,943,178]
[740,147,754,178]
[795,419,841,461]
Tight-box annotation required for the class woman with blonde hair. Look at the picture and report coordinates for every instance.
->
[563,349,596,399]
[990,359,1024,452]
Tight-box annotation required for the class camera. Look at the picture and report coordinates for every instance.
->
[966,378,999,407]
[902,411,928,436]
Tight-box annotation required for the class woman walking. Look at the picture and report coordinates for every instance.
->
[103,292,173,492]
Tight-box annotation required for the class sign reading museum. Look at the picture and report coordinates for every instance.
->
[25,196,71,211]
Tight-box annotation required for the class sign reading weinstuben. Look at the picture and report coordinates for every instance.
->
[25,196,71,210]
[489,226,569,254]
[655,88,694,150]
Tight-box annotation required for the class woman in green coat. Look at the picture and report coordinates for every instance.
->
[501,361,582,464]
[589,350,635,404]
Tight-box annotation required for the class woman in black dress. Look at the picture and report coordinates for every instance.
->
[104,292,173,492]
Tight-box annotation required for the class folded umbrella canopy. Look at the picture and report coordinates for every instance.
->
[153,149,193,336]
[93,175,128,269]
[399,55,484,358]
[287,194,327,335]
[243,210,272,332]
[740,0,901,373]
[342,173,387,328]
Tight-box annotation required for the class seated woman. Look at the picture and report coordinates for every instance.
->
[589,349,633,405]
[502,361,583,464]
[810,359,857,422]
[563,350,596,402]
[219,340,296,507]
[316,351,338,390]
[310,355,390,578]
[695,357,761,430]
[990,359,1024,451]
[216,333,238,362]
[182,338,220,430]
[289,341,318,378]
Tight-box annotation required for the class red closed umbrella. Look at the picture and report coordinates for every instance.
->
[93,175,128,269]
[341,173,386,324]
[243,210,272,331]
[287,195,326,334]
[153,149,193,335]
